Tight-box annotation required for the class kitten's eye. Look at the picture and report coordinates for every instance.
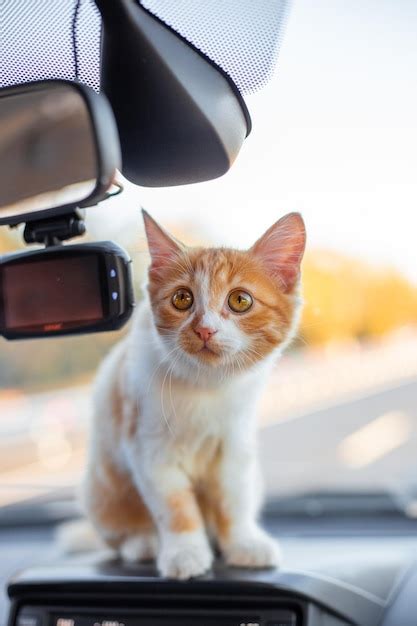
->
[172,288,194,311]
[228,290,253,313]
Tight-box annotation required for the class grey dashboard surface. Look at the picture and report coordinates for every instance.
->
[3,523,417,626]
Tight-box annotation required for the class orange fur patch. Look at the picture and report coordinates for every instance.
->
[111,374,124,429]
[109,349,139,440]
[87,349,149,547]
[168,489,202,533]
[195,445,232,542]
[197,486,232,541]
[86,457,153,547]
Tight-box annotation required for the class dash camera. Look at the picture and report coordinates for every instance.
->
[0,242,134,340]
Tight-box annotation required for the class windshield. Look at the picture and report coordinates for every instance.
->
[1,0,416,512]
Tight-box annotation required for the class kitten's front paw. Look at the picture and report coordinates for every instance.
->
[119,533,158,562]
[158,539,213,580]
[223,528,281,569]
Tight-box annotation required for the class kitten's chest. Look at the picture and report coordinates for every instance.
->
[147,374,256,445]
[140,382,231,478]
[138,368,262,481]
[162,382,236,438]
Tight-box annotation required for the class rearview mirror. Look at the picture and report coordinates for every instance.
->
[0,80,121,225]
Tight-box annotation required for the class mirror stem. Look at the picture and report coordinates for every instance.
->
[22,210,86,248]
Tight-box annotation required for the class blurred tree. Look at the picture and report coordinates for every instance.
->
[363,270,417,337]
[300,250,417,345]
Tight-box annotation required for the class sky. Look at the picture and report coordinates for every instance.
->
[88,0,417,283]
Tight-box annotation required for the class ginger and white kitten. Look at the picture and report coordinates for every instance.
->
[83,210,306,580]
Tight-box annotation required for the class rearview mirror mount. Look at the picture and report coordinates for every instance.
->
[96,0,251,187]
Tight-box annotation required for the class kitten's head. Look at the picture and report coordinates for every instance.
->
[143,210,306,376]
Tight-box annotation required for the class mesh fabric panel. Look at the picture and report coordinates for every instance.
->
[1,0,101,90]
[1,0,289,94]
[141,0,289,94]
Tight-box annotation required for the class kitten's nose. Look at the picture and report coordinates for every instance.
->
[194,326,217,343]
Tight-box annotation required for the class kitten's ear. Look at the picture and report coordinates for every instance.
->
[250,212,306,293]
[142,209,184,275]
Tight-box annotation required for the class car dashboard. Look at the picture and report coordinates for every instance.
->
[3,518,417,626]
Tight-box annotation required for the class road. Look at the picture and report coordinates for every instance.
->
[0,375,416,506]
[260,378,417,496]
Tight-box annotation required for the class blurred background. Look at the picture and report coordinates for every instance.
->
[0,0,416,508]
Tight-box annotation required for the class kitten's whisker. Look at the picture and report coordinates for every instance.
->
[295,333,310,347]
[168,351,181,427]
[245,346,264,360]
[160,351,177,438]
[145,343,180,395]
[234,353,244,376]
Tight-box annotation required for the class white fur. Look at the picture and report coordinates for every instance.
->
[120,533,158,563]
[56,518,107,554]
[157,529,213,580]
[84,274,301,579]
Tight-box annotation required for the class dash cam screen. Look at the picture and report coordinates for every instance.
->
[3,254,104,331]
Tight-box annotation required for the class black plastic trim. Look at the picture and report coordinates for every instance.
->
[95,0,249,186]
[136,1,252,136]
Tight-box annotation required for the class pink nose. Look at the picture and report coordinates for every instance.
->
[194,326,217,343]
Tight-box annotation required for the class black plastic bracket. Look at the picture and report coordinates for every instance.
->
[22,209,86,247]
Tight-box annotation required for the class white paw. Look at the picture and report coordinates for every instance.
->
[120,534,158,562]
[223,528,281,569]
[158,539,213,580]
